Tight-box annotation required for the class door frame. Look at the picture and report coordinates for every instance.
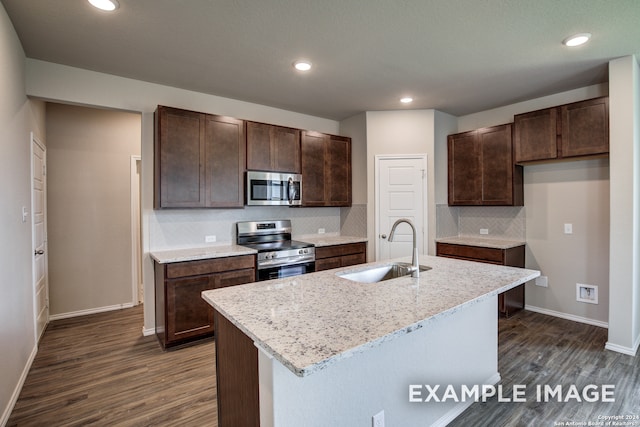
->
[374,154,428,261]
[31,132,49,343]
[130,155,142,305]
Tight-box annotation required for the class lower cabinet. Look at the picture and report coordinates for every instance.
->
[315,242,367,271]
[436,242,525,316]
[155,255,256,348]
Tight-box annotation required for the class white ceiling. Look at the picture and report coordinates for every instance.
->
[2,0,639,121]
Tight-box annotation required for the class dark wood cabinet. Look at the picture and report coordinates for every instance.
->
[448,123,523,206]
[154,105,245,208]
[301,131,352,207]
[315,242,367,271]
[514,96,609,163]
[436,242,525,316]
[246,121,301,173]
[154,255,255,348]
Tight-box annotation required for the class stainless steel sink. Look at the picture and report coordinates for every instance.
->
[337,262,431,283]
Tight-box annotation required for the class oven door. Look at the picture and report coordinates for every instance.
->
[257,261,315,281]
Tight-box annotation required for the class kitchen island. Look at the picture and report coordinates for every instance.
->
[202,254,539,427]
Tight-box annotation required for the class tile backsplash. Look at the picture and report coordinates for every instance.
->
[149,206,342,251]
[436,204,525,240]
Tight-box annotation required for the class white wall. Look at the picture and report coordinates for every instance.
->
[46,103,141,317]
[25,59,341,333]
[607,55,640,354]
[0,3,46,423]
[365,110,437,259]
[455,84,612,326]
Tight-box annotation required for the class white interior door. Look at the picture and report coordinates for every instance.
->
[32,133,49,341]
[375,155,427,261]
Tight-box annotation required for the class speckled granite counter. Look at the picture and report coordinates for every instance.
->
[296,234,368,247]
[436,236,526,249]
[150,245,256,264]
[202,254,539,377]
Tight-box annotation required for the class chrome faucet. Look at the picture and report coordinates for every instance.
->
[388,218,420,278]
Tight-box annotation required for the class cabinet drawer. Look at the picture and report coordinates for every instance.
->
[315,257,342,272]
[436,243,504,264]
[166,255,255,278]
[315,242,366,259]
[341,253,366,267]
[215,268,256,289]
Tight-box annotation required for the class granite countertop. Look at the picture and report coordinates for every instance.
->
[150,235,368,264]
[202,255,539,377]
[436,236,526,249]
[296,234,368,247]
[150,245,257,264]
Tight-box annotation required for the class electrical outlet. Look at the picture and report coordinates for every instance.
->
[564,223,573,234]
[205,235,217,243]
[318,228,326,234]
[372,410,385,427]
[480,228,489,235]
[535,276,548,288]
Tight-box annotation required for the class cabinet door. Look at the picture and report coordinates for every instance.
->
[204,115,245,207]
[479,124,514,205]
[561,97,609,158]
[327,135,351,206]
[448,131,481,205]
[246,121,272,171]
[514,107,558,162]
[155,106,205,208]
[272,126,301,173]
[166,275,215,344]
[301,131,328,206]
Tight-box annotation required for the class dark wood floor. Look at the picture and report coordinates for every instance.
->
[7,306,640,426]
[450,310,640,427]
[7,305,217,427]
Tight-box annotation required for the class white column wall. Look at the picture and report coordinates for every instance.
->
[607,55,640,354]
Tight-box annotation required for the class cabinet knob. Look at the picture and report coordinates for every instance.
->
[380,234,387,239]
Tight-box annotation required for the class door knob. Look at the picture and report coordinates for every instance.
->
[380,234,387,239]
[34,249,44,256]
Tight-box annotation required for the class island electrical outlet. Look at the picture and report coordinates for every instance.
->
[372,410,384,427]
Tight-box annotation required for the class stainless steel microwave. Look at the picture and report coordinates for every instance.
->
[246,171,302,206]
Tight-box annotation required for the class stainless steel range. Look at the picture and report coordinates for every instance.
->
[237,220,315,281]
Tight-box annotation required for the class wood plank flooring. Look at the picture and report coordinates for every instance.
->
[7,306,640,426]
[7,305,217,427]
[450,310,640,427]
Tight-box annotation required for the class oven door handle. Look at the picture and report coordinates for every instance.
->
[258,255,315,269]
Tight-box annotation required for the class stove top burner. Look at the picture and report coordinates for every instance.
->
[241,239,313,252]
[236,220,316,270]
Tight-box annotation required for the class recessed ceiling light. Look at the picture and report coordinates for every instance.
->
[562,33,591,47]
[400,97,413,104]
[88,0,119,11]
[293,61,312,71]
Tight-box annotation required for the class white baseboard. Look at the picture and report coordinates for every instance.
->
[142,326,156,337]
[524,305,609,329]
[1,344,38,427]
[49,302,135,321]
[604,342,638,356]
[430,372,502,427]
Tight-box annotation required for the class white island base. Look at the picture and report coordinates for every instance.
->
[257,296,499,427]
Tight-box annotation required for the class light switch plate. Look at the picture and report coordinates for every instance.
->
[564,223,573,234]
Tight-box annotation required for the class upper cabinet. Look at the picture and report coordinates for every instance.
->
[301,131,352,207]
[448,123,523,206]
[246,122,301,173]
[155,105,245,209]
[514,96,609,163]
